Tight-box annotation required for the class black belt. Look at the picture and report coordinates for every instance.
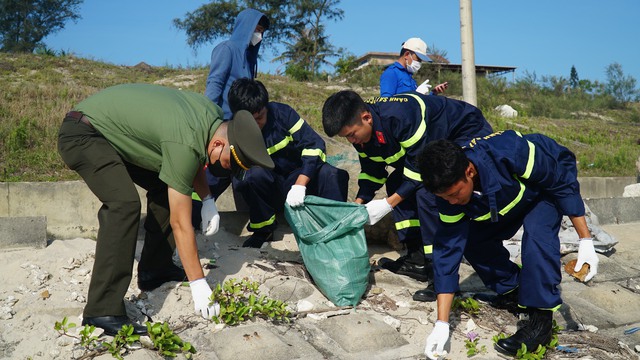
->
[65,111,93,128]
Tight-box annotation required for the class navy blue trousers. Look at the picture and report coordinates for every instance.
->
[464,197,563,309]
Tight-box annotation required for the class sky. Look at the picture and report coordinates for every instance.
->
[45,0,640,84]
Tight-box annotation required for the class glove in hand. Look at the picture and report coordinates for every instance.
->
[201,196,220,237]
[286,185,306,207]
[189,278,220,319]
[575,238,599,282]
[365,198,393,225]
[425,321,450,359]
[416,79,432,94]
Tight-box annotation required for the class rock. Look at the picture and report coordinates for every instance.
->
[296,299,314,312]
[623,183,640,197]
[383,315,401,330]
[495,104,518,118]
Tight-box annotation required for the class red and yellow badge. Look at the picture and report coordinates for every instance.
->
[376,131,386,144]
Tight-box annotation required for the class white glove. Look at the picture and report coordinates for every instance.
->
[416,79,432,94]
[286,185,306,207]
[364,198,393,225]
[575,238,599,282]
[189,278,220,319]
[425,321,450,359]
[201,195,220,236]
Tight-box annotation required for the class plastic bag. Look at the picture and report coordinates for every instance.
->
[284,196,370,306]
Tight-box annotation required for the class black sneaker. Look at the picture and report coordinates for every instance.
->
[473,288,521,313]
[137,264,187,292]
[378,255,432,282]
[242,232,274,248]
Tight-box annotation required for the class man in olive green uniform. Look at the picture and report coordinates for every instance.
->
[58,83,273,335]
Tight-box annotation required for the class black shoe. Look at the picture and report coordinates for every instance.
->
[474,288,521,313]
[413,283,437,302]
[495,308,553,355]
[242,232,274,248]
[137,264,187,292]
[378,255,432,282]
[82,315,147,336]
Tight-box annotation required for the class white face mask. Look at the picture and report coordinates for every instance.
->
[250,32,262,46]
[407,58,421,73]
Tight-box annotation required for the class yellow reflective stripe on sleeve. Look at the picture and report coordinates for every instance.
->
[288,118,305,134]
[474,176,525,221]
[440,212,465,223]
[249,214,276,229]
[358,149,406,164]
[192,192,201,201]
[301,148,326,161]
[358,173,387,184]
[521,140,535,179]
[267,135,293,155]
[423,245,433,255]
[399,93,427,148]
[403,167,422,181]
[395,219,420,230]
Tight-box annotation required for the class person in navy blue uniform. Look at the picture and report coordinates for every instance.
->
[226,78,349,248]
[418,131,599,358]
[322,90,493,300]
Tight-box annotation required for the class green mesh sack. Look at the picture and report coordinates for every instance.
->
[284,196,370,307]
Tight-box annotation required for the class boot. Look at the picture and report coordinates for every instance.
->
[473,288,520,314]
[378,252,433,282]
[495,308,553,356]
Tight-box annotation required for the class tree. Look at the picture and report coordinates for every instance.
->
[174,0,305,50]
[605,62,639,105]
[173,0,344,76]
[570,65,579,89]
[273,25,338,80]
[0,0,82,53]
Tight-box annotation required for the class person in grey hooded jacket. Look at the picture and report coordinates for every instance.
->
[205,8,269,120]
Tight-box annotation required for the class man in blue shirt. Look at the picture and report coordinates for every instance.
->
[379,37,448,97]
[418,131,599,358]
[227,78,349,248]
[205,8,269,120]
[322,90,492,300]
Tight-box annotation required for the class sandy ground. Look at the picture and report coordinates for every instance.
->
[0,222,635,360]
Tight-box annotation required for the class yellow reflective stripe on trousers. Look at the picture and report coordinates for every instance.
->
[474,176,525,221]
[267,135,293,155]
[403,167,422,181]
[440,212,465,223]
[289,118,304,134]
[395,219,420,230]
[301,148,326,162]
[358,148,406,164]
[398,93,427,148]
[423,245,433,255]
[249,214,276,229]
[358,173,386,184]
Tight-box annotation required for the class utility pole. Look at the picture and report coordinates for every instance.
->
[460,0,477,106]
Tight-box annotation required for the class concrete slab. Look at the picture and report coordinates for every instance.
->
[602,222,640,271]
[561,282,640,328]
[209,324,320,360]
[263,277,316,303]
[0,216,46,249]
[0,183,7,216]
[585,197,640,224]
[317,313,408,353]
